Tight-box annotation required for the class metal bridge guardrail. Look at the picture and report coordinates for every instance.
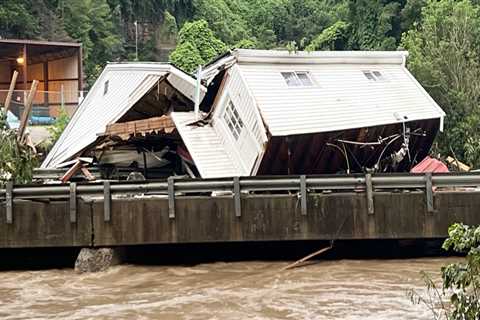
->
[1,173,480,224]
[1,173,480,200]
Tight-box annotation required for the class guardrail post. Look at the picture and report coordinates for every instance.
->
[69,182,77,223]
[6,181,13,224]
[365,173,374,215]
[300,175,307,216]
[168,177,175,219]
[425,173,434,213]
[103,181,111,222]
[234,177,241,217]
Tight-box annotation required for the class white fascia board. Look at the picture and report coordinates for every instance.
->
[401,65,446,119]
[234,49,408,65]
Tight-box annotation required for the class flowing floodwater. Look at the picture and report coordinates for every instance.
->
[0,257,454,320]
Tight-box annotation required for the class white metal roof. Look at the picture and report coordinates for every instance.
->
[171,112,242,178]
[232,49,445,136]
[42,63,205,168]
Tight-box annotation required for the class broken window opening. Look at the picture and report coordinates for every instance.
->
[223,99,244,140]
[281,71,314,87]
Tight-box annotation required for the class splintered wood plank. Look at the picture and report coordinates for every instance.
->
[104,115,175,137]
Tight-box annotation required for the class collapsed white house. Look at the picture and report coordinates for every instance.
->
[42,62,207,177]
[42,49,446,179]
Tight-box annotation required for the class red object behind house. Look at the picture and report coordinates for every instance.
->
[411,156,449,173]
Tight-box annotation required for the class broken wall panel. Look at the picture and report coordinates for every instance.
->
[257,119,439,175]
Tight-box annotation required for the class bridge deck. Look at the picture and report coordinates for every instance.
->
[1,174,479,248]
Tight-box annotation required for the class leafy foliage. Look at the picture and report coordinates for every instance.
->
[348,0,401,50]
[2,0,480,168]
[169,20,227,72]
[0,111,36,186]
[409,223,480,319]
[61,0,124,86]
[47,107,70,145]
[401,0,480,167]
[441,223,480,319]
[0,0,39,38]
[305,21,350,51]
[192,0,250,44]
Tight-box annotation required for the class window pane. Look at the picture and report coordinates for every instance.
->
[297,72,313,86]
[224,99,243,140]
[235,123,242,137]
[233,107,240,119]
[281,72,301,87]
[363,71,376,81]
[228,121,235,132]
[372,71,385,81]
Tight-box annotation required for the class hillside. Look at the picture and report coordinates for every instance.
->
[1,0,480,167]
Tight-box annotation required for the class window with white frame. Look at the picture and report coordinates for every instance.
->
[223,100,244,140]
[362,70,386,82]
[281,71,314,87]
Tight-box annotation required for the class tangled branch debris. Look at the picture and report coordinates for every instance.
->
[0,110,37,186]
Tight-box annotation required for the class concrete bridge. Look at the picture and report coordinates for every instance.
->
[1,174,479,249]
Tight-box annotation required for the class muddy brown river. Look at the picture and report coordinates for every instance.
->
[0,257,453,319]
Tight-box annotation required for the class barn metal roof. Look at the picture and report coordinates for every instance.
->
[42,63,205,168]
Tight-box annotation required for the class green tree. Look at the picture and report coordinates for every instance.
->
[410,223,480,319]
[400,0,427,30]
[348,0,402,50]
[401,0,480,167]
[306,21,350,51]
[169,19,227,73]
[234,38,257,49]
[283,0,349,47]
[192,0,250,44]
[61,0,123,86]
[242,0,288,48]
[442,223,480,319]
[0,0,39,38]
[47,107,70,145]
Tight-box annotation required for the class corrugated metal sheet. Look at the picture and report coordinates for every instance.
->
[411,156,449,173]
[171,112,242,178]
[237,56,445,136]
[42,63,203,168]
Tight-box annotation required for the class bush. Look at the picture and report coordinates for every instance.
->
[410,223,480,319]
[0,110,37,185]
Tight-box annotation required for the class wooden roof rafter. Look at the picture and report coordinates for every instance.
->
[104,115,176,140]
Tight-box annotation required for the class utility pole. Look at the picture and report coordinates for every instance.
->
[194,65,202,120]
[134,21,138,61]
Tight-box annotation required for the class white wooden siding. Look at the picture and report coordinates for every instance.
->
[212,64,267,175]
[171,112,242,178]
[167,71,206,102]
[238,58,445,137]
